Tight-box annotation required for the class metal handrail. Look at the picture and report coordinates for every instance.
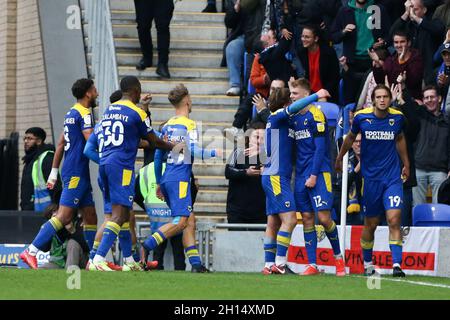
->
[84,0,119,113]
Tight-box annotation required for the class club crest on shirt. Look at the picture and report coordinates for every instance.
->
[129,196,134,203]
[74,198,79,205]
[389,119,395,126]
[285,201,290,208]
[304,119,308,126]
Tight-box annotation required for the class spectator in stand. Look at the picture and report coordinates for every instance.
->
[21,127,61,211]
[225,122,267,224]
[390,0,445,85]
[398,84,450,206]
[370,29,424,99]
[224,30,284,136]
[224,0,246,96]
[433,0,450,28]
[352,46,390,109]
[259,28,296,84]
[346,133,364,225]
[134,0,173,78]
[202,0,218,12]
[437,43,450,112]
[252,79,286,124]
[297,25,340,103]
[331,0,391,105]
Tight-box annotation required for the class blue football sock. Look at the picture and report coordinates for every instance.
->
[132,244,140,262]
[263,237,276,265]
[185,245,202,267]
[276,231,291,259]
[303,227,317,265]
[96,221,120,258]
[360,238,374,264]
[83,225,97,251]
[389,240,403,266]
[118,222,132,258]
[143,230,166,251]
[32,217,63,251]
[324,221,341,256]
[89,241,100,260]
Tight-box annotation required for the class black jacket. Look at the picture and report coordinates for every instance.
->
[20,144,56,211]
[225,148,266,222]
[297,44,340,103]
[259,37,296,84]
[402,90,450,174]
[330,3,391,63]
[390,16,445,85]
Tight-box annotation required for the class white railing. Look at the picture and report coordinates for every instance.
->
[84,0,119,114]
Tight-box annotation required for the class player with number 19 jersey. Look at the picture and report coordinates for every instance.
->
[99,99,153,208]
[59,103,94,208]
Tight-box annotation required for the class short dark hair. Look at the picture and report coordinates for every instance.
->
[303,24,321,39]
[371,84,392,101]
[71,78,94,99]
[25,127,46,142]
[250,121,266,130]
[423,85,440,96]
[392,29,411,42]
[168,84,189,106]
[120,76,141,94]
[109,90,123,103]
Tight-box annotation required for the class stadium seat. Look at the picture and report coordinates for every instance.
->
[313,102,340,127]
[412,203,450,227]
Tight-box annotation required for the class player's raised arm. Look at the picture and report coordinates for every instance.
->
[286,89,330,116]
[395,132,410,182]
[47,132,65,189]
[83,132,100,164]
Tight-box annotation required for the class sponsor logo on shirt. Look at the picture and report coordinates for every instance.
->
[364,131,395,140]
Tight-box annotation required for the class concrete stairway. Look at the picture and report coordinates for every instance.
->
[108,0,236,221]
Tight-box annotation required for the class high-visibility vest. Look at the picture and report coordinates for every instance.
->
[139,163,172,232]
[31,150,54,212]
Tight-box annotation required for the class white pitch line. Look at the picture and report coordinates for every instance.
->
[351,275,450,289]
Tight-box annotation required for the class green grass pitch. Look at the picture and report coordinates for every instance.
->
[1,269,450,300]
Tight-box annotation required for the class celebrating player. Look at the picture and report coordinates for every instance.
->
[289,78,345,276]
[91,76,174,271]
[336,84,410,277]
[20,79,98,269]
[144,83,222,273]
[261,87,330,275]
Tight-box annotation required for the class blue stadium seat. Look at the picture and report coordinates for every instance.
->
[313,102,340,127]
[412,203,450,227]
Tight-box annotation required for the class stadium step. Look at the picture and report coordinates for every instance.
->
[109,0,224,13]
[140,79,229,96]
[111,10,226,25]
[118,66,227,80]
[150,106,235,122]
[114,37,224,51]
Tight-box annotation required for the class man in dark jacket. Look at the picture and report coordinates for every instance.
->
[390,0,446,84]
[225,122,266,224]
[331,0,391,104]
[400,85,450,206]
[20,127,60,211]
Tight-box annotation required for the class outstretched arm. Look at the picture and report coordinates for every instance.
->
[396,132,410,182]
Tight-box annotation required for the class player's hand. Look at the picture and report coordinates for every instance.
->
[46,168,58,190]
[140,94,152,112]
[316,89,331,101]
[335,157,343,173]
[305,175,317,188]
[156,184,164,201]
[281,28,293,40]
[372,38,385,49]
[343,24,356,34]
[246,166,261,176]
[401,166,410,183]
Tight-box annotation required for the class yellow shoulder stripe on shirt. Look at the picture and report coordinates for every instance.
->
[354,107,374,116]
[309,105,325,123]
[113,100,147,121]
[166,116,196,131]
[72,103,91,117]
[388,107,403,116]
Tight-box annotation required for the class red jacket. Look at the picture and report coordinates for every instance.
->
[250,54,270,98]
